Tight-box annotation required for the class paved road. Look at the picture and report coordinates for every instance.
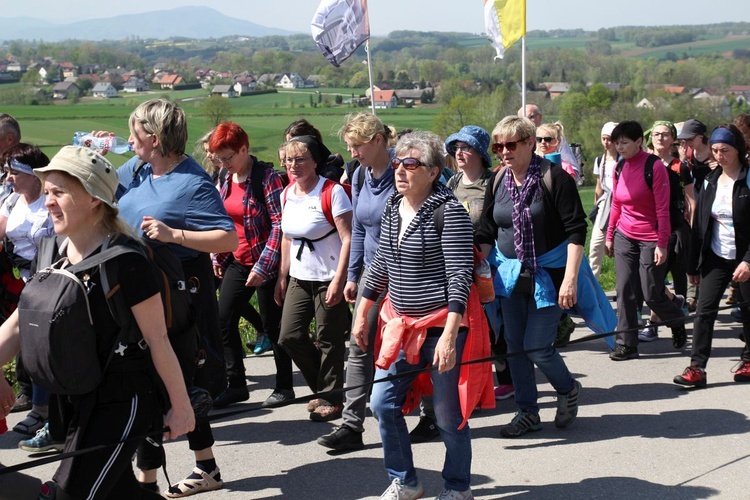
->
[2,303,749,499]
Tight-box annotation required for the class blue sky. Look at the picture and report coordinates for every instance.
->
[5,0,747,35]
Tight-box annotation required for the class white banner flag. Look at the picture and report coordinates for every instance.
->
[311,0,370,67]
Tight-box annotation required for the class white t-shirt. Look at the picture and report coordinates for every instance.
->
[281,177,352,281]
[1,194,54,279]
[710,180,735,260]
[593,154,617,196]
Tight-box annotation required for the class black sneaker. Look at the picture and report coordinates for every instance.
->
[262,389,295,408]
[211,386,249,408]
[672,325,687,349]
[609,344,639,361]
[317,425,364,451]
[554,315,575,348]
[409,416,441,443]
[555,380,581,428]
[500,411,542,438]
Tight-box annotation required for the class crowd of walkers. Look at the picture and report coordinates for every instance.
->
[1,104,750,500]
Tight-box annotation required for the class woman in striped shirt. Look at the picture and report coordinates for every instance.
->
[353,131,480,500]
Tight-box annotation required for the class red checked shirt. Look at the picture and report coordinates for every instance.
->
[213,160,284,281]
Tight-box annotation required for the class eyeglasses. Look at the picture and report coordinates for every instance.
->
[215,151,237,165]
[492,141,521,154]
[454,145,473,154]
[284,156,312,166]
[536,136,555,144]
[391,157,425,170]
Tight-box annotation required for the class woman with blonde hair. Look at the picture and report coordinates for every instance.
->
[535,122,578,179]
[317,112,395,450]
[0,145,194,499]
[112,98,238,497]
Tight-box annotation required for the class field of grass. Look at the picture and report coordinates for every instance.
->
[6,86,441,166]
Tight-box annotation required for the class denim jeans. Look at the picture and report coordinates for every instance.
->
[370,331,471,492]
[500,292,574,414]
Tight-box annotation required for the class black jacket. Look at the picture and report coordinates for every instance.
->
[688,165,750,275]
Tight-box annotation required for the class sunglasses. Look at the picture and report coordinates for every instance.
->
[491,141,521,154]
[536,136,555,144]
[391,157,426,170]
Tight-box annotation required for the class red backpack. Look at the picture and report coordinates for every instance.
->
[281,178,352,227]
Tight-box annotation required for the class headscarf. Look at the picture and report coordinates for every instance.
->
[645,120,677,149]
[288,135,332,175]
[4,158,34,176]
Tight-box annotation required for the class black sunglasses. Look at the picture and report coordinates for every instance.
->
[391,157,425,170]
[536,136,555,143]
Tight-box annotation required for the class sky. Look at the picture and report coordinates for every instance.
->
[3,0,747,35]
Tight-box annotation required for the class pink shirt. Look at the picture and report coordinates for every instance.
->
[606,150,671,248]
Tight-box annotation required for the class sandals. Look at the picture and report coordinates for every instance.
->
[12,410,46,436]
[164,467,223,498]
[306,398,321,413]
[310,404,342,422]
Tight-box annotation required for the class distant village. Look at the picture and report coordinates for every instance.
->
[2,56,749,115]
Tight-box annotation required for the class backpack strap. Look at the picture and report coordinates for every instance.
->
[131,159,148,182]
[250,159,271,204]
[320,178,352,227]
[433,201,448,238]
[95,234,151,344]
[643,154,659,190]
[446,171,462,191]
[321,179,336,227]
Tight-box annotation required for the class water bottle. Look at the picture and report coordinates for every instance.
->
[72,132,132,155]
[474,258,495,304]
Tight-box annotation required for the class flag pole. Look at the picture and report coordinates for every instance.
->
[366,40,376,116]
[521,35,526,110]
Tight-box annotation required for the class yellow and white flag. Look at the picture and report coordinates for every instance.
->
[484,0,526,59]
[311,0,370,67]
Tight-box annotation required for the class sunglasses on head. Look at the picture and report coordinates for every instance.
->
[391,157,425,170]
[536,136,555,143]
[492,141,521,153]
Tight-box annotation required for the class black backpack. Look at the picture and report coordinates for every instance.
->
[18,242,144,395]
[32,233,201,392]
[614,154,684,234]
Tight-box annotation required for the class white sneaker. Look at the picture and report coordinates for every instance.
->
[380,478,425,500]
[435,488,473,500]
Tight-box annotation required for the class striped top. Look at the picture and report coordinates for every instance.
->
[362,185,474,317]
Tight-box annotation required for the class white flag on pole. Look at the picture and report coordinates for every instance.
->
[311,0,370,67]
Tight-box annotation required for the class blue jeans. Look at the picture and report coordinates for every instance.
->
[370,331,471,492]
[500,292,574,414]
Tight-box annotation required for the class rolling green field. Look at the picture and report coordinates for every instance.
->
[3,87,440,167]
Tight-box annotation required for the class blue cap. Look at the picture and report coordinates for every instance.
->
[445,125,492,169]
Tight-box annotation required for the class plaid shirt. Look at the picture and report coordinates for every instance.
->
[213,160,284,281]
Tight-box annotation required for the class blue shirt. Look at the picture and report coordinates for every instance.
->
[116,156,234,260]
[347,164,396,283]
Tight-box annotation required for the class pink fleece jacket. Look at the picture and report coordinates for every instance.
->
[606,150,671,248]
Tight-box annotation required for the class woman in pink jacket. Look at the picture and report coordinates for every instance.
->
[605,121,687,360]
